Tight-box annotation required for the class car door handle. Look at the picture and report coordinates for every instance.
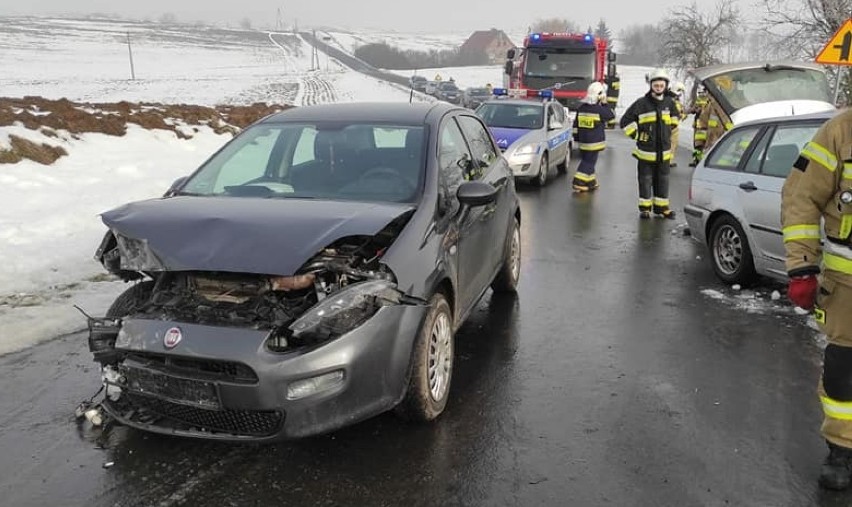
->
[739,181,758,192]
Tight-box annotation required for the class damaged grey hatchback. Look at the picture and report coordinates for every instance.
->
[86,102,521,441]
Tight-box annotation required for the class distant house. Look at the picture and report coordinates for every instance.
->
[459,29,515,64]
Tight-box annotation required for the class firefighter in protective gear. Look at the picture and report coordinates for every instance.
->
[620,68,679,219]
[691,75,736,165]
[604,73,620,129]
[669,82,688,168]
[782,109,852,490]
[571,81,615,192]
[689,85,710,167]
[697,95,733,158]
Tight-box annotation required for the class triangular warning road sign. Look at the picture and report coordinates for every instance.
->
[816,18,852,65]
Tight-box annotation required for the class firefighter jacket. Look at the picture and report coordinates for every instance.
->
[572,102,615,151]
[619,91,679,163]
[782,109,852,280]
[697,96,732,152]
[670,92,687,132]
[605,75,620,110]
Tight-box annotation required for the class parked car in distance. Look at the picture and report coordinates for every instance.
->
[475,90,572,186]
[425,81,439,97]
[436,82,462,104]
[462,87,491,109]
[85,101,522,441]
[409,75,428,92]
[684,110,837,285]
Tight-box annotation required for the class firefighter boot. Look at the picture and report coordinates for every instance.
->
[820,442,852,490]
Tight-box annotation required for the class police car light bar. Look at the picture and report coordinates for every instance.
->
[492,88,554,99]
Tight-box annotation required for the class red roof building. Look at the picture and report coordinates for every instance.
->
[459,29,515,64]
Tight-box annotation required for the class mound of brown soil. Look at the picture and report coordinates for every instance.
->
[0,97,292,165]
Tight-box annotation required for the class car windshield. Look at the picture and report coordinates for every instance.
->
[180,122,425,203]
[412,76,427,82]
[469,88,490,96]
[440,83,459,91]
[705,67,832,111]
[476,103,543,129]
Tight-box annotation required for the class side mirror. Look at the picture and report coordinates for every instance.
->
[457,181,498,207]
[506,48,516,59]
[164,176,188,197]
[608,51,616,62]
[504,60,513,76]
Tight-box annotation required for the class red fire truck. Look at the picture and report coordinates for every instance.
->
[503,32,618,112]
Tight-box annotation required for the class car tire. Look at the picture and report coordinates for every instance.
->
[534,152,549,187]
[708,214,757,286]
[556,147,569,174]
[491,217,521,292]
[106,281,155,318]
[395,293,454,422]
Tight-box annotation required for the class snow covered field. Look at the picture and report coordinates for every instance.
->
[0,16,789,355]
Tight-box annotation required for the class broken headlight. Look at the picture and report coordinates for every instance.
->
[288,280,401,343]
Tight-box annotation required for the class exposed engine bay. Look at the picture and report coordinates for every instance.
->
[90,210,418,359]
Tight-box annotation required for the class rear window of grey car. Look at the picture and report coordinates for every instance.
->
[745,124,821,178]
[181,123,425,203]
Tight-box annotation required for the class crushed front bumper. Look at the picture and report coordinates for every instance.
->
[99,304,427,441]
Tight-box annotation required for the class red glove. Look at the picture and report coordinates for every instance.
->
[788,275,819,310]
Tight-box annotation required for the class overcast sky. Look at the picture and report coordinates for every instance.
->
[4,0,758,34]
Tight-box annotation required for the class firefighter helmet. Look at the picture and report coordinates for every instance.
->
[647,68,670,85]
[674,82,685,93]
[585,82,607,103]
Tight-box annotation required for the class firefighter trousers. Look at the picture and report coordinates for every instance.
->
[816,270,852,449]
[576,150,599,176]
[637,160,670,213]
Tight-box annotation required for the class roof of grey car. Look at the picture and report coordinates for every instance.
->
[260,102,455,124]
[689,61,826,81]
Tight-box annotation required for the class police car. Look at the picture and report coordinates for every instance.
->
[475,88,572,186]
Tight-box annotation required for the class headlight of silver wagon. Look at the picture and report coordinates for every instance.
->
[288,280,402,343]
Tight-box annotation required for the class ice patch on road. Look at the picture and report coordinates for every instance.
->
[701,287,826,346]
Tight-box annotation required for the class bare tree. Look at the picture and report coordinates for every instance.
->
[759,0,852,104]
[759,0,851,57]
[660,0,741,71]
[618,24,665,65]
[531,18,581,34]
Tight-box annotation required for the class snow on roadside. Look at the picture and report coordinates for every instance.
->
[0,125,233,354]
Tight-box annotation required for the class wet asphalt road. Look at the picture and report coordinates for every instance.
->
[1,135,848,506]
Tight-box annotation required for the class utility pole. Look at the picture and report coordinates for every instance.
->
[126,31,136,80]
[311,29,320,71]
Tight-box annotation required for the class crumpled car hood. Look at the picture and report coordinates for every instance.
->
[101,196,414,276]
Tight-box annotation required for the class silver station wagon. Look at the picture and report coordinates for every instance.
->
[684,111,837,285]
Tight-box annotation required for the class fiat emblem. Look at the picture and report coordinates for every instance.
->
[163,327,182,349]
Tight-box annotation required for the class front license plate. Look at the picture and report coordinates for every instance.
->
[123,366,220,410]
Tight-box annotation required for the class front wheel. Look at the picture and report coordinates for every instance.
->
[556,146,569,174]
[533,152,549,187]
[709,215,756,286]
[107,281,155,318]
[395,293,454,422]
